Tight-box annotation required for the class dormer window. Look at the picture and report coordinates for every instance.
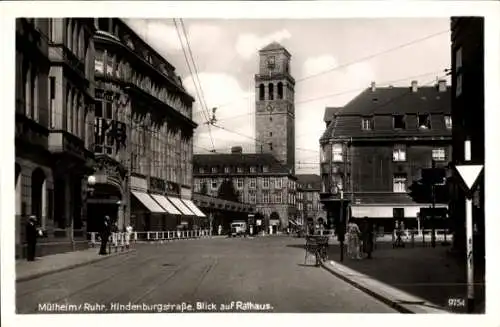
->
[418,114,431,129]
[250,166,256,173]
[393,114,406,129]
[361,117,374,130]
[211,167,217,174]
[237,166,243,173]
[224,166,230,174]
[263,166,269,173]
[199,167,204,174]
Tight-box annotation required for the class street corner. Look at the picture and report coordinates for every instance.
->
[320,259,450,314]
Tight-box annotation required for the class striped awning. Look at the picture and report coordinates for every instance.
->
[181,199,206,217]
[168,196,195,215]
[150,194,181,215]
[131,191,165,213]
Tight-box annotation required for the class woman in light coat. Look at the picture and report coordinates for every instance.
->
[347,221,362,259]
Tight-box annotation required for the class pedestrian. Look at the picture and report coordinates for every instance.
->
[347,221,362,259]
[362,219,374,259]
[218,224,222,236]
[26,215,41,261]
[125,224,133,249]
[99,216,111,255]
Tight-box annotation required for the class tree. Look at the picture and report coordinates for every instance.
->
[217,179,240,202]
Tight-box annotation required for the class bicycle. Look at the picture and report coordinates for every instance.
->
[304,235,329,266]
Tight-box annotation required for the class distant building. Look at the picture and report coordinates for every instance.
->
[193,146,298,234]
[320,80,452,232]
[88,18,203,233]
[296,174,327,227]
[449,17,484,261]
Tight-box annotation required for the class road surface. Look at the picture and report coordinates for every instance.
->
[17,236,397,313]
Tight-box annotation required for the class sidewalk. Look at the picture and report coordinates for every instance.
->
[16,247,136,282]
[322,243,485,314]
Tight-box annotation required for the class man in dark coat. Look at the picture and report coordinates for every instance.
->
[362,219,374,259]
[26,215,39,261]
[99,216,111,255]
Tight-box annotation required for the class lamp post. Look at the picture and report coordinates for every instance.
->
[338,183,345,262]
[86,175,96,245]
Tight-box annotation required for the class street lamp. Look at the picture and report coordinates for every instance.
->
[337,182,345,262]
[87,175,96,195]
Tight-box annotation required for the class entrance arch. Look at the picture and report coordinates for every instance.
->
[87,183,123,232]
[31,168,46,225]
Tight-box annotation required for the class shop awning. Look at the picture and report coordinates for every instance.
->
[181,199,206,217]
[167,196,195,215]
[131,191,166,213]
[351,205,448,219]
[150,194,181,215]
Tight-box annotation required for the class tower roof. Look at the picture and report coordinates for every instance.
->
[260,41,290,54]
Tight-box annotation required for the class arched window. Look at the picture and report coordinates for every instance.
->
[72,21,78,57]
[277,82,283,99]
[67,19,72,50]
[66,87,72,132]
[268,83,274,100]
[259,84,265,101]
[78,29,85,59]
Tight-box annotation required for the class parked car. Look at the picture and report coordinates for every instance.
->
[230,221,247,237]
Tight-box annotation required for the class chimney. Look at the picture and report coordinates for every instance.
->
[438,79,447,92]
[370,81,376,92]
[231,146,243,154]
[411,80,418,92]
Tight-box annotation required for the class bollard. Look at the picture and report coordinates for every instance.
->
[91,232,96,248]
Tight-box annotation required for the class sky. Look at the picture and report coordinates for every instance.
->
[125,18,451,174]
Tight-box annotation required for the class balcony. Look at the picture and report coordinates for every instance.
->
[15,112,49,150]
[48,130,87,162]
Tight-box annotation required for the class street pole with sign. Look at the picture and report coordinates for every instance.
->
[455,139,483,313]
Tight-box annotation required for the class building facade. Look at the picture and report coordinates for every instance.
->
[320,81,452,232]
[88,18,204,233]
[449,17,485,262]
[193,147,298,234]
[296,174,327,227]
[255,42,296,175]
[15,18,96,258]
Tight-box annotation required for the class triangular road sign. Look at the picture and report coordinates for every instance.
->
[456,165,483,191]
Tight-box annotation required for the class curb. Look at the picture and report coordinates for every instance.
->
[16,248,137,283]
[320,260,449,314]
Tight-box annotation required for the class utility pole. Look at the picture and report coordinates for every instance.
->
[339,189,344,262]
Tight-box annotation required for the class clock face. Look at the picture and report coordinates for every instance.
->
[266,105,274,113]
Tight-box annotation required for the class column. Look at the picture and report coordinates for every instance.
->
[65,174,73,244]
[117,204,125,231]
[41,179,47,228]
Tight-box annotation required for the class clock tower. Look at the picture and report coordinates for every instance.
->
[254,42,295,174]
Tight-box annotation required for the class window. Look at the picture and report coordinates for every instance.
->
[417,114,431,129]
[211,167,217,173]
[277,82,283,99]
[263,166,269,173]
[275,193,282,204]
[393,174,407,193]
[250,166,256,173]
[262,192,270,203]
[98,18,110,32]
[105,54,113,76]
[259,84,265,101]
[269,132,272,136]
[236,178,244,189]
[393,144,406,162]
[332,144,343,162]
[199,167,204,174]
[393,114,406,129]
[268,83,274,100]
[249,178,256,189]
[275,178,282,189]
[211,179,218,190]
[455,47,463,97]
[444,115,452,129]
[393,208,405,219]
[224,166,230,174]
[95,51,104,74]
[263,177,270,189]
[94,100,114,155]
[432,148,446,161]
[237,166,243,173]
[269,143,273,151]
[307,203,313,212]
[249,192,256,204]
[361,117,374,130]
